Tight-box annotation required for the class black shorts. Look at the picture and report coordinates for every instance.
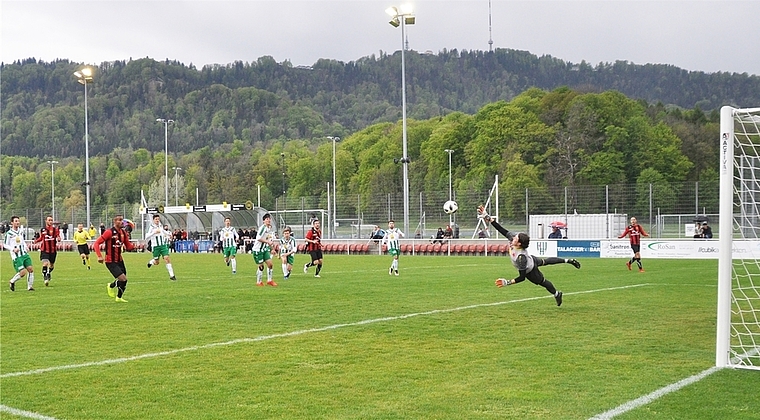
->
[106,261,127,279]
[77,244,90,255]
[309,250,323,262]
[40,251,57,264]
[631,244,641,254]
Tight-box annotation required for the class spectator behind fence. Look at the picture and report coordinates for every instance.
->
[548,226,563,239]
[701,221,713,239]
[370,226,385,241]
[432,228,445,245]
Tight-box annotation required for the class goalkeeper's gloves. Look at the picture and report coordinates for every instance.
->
[477,209,492,223]
[495,278,515,288]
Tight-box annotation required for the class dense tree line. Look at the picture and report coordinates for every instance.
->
[1,81,720,221]
[1,49,756,161]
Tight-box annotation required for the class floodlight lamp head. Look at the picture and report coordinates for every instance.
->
[389,17,400,27]
[81,67,93,77]
[385,6,399,17]
[405,15,415,25]
[399,4,413,14]
[157,118,165,123]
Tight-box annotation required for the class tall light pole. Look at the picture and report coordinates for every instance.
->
[386,5,415,236]
[74,67,93,228]
[444,149,454,225]
[328,136,341,239]
[157,118,174,207]
[47,160,58,221]
[172,166,182,206]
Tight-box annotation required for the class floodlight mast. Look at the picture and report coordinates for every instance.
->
[74,67,93,228]
[386,4,415,236]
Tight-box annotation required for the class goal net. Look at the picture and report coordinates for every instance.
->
[718,106,760,370]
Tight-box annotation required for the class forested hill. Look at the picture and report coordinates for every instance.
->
[2,48,759,158]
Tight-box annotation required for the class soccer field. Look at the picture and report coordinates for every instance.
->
[1,252,759,419]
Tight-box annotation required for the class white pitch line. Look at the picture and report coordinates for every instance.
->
[0,404,60,420]
[1,283,649,379]
[587,366,723,420]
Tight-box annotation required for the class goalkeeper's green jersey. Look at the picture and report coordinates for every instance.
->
[220,226,238,249]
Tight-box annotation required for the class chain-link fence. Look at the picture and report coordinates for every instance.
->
[1,181,718,241]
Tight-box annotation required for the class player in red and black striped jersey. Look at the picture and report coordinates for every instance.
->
[33,215,61,286]
[303,219,323,277]
[94,214,135,302]
[619,217,649,272]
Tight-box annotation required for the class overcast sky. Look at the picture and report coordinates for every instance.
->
[2,0,758,76]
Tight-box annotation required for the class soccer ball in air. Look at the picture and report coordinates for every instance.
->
[443,200,459,215]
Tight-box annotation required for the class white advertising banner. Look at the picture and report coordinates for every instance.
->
[600,240,760,259]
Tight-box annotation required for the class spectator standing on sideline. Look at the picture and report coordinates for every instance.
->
[219,217,239,274]
[95,214,135,302]
[34,215,61,287]
[619,216,649,272]
[89,224,97,238]
[145,214,176,280]
[99,223,106,236]
[4,216,36,291]
[61,222,69,241]
[382,220,404,276]
[252,213,277,287]
[478,206,580,306]
[304,219,324,278]
[73,223,92,269]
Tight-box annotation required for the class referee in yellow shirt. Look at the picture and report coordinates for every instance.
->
[73,223,92,269]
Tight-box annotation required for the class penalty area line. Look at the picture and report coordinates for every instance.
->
[1,283,649,380]
[588,366,723,420]
[0,404,60,420]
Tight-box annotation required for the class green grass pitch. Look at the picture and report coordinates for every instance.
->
[1,251,759,419]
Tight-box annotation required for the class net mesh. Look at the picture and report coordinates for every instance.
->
[730,108,760,368]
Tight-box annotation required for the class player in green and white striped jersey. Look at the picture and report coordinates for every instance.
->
[220,217,239,274]
[382,220,405,276]
[145,214,176,280]
[4,216,36,291]
[252,213,277,286]
[279,226,297,279]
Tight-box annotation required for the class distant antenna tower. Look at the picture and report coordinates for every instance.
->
[488,0,493,52]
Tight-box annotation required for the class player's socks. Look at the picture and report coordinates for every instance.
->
[116,280,127,298]
[166,263,174,278]
[267,268,273,281]
[315,264,322,276]
[231,259,237,272]
[27,273,34,289]
[282,264,288,277]
[257,267,263,283]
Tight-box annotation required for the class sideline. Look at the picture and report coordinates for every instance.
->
[1,283,649,379]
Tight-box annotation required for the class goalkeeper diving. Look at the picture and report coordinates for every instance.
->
[477,205,580,306]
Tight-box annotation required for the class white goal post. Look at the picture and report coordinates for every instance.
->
[717,106,760,370]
